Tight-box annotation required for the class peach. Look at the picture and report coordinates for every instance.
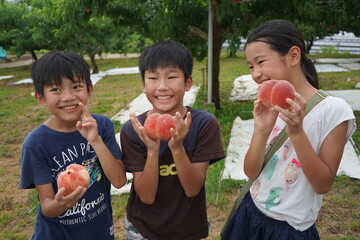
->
[258,80,295,109]
[57,163,90,196]
[144,113,176,140]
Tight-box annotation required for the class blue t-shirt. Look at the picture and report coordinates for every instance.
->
[20,114,122,240]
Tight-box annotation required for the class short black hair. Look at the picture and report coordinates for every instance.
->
[138,40,193,82]
[31,50,92,97]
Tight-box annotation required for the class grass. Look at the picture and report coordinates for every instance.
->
[0,52,359,239]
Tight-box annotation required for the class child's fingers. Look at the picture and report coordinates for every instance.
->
[55,187,66,200]
[184,111,192,129]
[173,112,184,129]
[79,102,91,117]
[294,92,307,111]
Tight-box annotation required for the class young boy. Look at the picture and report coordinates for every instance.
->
[20,50,126,240]
[120,40,226,239]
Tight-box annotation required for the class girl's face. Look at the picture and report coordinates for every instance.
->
[35,77,92,132]
[142,66,192,116]
[245,41,292,85]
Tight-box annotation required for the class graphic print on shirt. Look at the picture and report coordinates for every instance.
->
[263,155,279,180]
[265,187,282,210]
[250,180,261,198]
[284,158,301,191]
[282,139,293,160]
[159,163,177,176]
[83,156,102,187]
[268,125,280,145]
[51,142,95,179]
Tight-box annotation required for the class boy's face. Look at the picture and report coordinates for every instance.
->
[35,77,93,131]
[142,66,192,116]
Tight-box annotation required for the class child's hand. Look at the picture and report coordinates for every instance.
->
[168,111,191,149]
[76,102,99,143]
[274,92,307,136]
[55,186,87,209]
[253,99,278,136]
[130,113,160,151]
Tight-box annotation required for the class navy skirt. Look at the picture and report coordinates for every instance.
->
[221,193,320,240]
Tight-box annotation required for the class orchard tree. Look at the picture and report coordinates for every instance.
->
[0,1,45,60]
[46,0,132,73]
[119,0,253,110]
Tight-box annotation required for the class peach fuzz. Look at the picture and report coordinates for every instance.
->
[144,113,176,140]
[57,163,90,196]
[258,80,295,109]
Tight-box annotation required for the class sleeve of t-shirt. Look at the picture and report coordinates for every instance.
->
[95,114,123,160]
[318,97,356,144]
[120,119,147,172]
[190,117,226,164]
[20,136,54,189]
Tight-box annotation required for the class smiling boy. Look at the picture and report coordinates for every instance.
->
[120,40,226,240]
[20,50,126,240]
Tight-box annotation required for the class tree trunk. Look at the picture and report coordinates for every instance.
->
[30,50,37,61]
[210,0,228,110]
[90,54,99,74]
[306,38,314,54]
[212,38,222,110]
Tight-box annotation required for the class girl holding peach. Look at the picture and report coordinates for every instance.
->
[222,19,356,239]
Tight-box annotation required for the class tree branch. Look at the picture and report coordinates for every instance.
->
[187,26,208,40]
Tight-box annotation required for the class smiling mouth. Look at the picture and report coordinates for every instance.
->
[61,105,78,110]
[156,96,173,100]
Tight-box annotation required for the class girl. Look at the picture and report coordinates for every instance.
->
[222,19,356,239]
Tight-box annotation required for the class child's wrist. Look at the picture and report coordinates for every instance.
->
[170,145,185,155]
[88,136,102,145]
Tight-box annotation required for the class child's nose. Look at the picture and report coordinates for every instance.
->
[157,78,169,90]
[252,67,262,83]
[62,89,76,101]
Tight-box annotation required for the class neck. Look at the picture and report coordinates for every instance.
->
[292,75,318,101]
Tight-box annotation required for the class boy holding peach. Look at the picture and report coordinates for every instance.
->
[120,40,225,239]
[19,50,126,240]
[222,20,356,239]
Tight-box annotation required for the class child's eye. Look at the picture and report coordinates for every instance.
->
[50,87,60,92]
[73,84,83,89]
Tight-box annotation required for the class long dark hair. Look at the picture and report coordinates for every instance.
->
[245,19,319,89]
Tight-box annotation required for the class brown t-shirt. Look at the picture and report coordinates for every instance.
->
[121,107,225,240]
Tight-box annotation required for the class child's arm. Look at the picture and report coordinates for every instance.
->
[168,112,209,197]
[244,99,278,179]
[76,102,126,189]
[129,113,160,204]
[36,183,86,218]
[275,93,349,194]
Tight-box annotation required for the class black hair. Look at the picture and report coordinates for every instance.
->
[138,40,193,82]
[31,50,92,97]
[245,19,319,89]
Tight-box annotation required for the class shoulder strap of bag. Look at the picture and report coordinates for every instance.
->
[221,90,328,237]
[263,90,328,170]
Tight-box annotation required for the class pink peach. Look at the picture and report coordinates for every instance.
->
[57,164,90,196]
[258,80,295,109]
[144,113,176,140]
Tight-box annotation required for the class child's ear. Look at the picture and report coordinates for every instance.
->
[185,76,193,91]
[88,84,94,96]
[288,46,301,66]
[142,80,146,93]
[34,92,46,106]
